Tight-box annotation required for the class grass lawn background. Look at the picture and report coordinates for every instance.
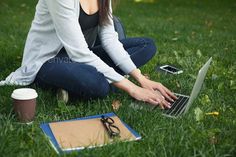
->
[0,0,236,156]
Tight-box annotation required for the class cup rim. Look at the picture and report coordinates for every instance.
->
[11,88,38,100]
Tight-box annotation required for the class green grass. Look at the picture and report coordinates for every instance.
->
[0,0,236,156]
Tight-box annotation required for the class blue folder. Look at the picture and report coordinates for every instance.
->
[40,112,141,154]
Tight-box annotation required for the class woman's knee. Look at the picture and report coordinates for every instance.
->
[143,37,157,56]
[129,37,157,68]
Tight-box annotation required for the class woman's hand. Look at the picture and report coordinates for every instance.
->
[112,78,171,109]
[128,85,172,109]
[139,78,177,102]
[130,69,177,102]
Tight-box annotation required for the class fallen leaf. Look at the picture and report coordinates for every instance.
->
[112,100,122,111]
[194,107,204,122]
[209,135,218,144]
[207,128,221,144]
[205,112,219,116]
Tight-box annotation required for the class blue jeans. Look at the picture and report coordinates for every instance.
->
[34,37,157,99]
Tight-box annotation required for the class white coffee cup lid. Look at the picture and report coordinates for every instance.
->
[11,88,38,100]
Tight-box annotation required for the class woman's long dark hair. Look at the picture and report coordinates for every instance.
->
[99,0,116,25]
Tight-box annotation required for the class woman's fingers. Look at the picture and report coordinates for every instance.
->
[132,86,171,109]
[151,91,171,109]
[146,98,159,106]
[153,98,171,109]
[158,88,174,102]
[156,84,177,101]
[163,86,177,100]
[158,101,164,109]
[159,99,171,109]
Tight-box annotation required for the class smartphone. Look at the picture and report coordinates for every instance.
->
[159,65,183,74]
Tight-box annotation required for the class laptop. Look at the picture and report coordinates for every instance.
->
[163,57,212,118]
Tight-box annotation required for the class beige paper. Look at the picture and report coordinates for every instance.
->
[49,116,136,150]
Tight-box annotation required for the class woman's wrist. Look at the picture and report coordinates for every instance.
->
[130,69,147,85]
[112,78,137,95]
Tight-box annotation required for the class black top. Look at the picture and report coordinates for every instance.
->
[79,5,99,31]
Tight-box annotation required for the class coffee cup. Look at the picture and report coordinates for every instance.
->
[11,88,38,123]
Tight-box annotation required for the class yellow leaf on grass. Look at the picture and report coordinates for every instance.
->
[205,112,219,116]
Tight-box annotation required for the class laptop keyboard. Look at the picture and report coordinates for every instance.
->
[163,95,189,117]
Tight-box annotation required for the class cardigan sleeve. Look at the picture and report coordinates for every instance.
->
[99,2,137,75]
[45,0,124,83]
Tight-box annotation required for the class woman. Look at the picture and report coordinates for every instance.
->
[0,0,177,108]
